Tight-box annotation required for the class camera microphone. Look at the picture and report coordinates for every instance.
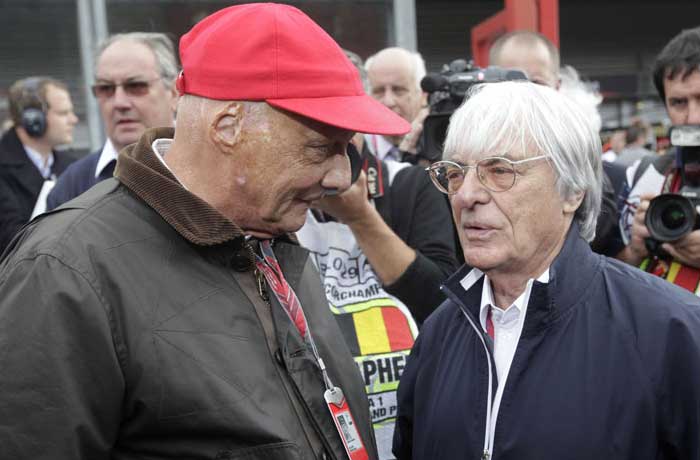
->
[420,74,449,93]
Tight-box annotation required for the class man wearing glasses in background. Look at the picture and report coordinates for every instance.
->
[46,32,178,210]
[393,81,700,459]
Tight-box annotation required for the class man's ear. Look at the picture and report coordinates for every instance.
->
[168,85,180,115]
[209,102,245,151]
[563,191,585,215]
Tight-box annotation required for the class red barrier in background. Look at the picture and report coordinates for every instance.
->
[471,0,559,67]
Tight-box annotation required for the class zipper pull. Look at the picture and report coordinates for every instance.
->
[482,449,491,460]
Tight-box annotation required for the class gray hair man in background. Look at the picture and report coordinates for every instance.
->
[365,47,427,162]
[46,32,179,210]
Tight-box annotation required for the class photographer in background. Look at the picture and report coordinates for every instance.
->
[365,47,428,164]
[618,27,700,292]
[489,30,627,258]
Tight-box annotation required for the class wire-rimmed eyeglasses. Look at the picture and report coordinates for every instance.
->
[425,155,547,194]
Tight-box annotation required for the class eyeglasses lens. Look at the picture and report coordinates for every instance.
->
[430,158,517,194]
[431,163,464,194]
[477,158,516,191]
[91,81,152,99]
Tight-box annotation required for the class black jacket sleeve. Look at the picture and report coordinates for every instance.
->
[0,179,29,255]
[379,166,459,323]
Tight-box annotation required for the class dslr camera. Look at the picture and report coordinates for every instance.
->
[419,59,527,162]
[645,125,700,244]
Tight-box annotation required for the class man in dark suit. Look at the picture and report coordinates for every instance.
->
[46,32,178,211]
[0,76,78,253]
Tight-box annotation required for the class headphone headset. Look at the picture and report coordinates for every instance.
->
[20,77,48,138]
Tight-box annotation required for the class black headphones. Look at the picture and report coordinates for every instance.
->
[20,77,48,138]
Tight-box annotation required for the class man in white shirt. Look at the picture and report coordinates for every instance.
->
[46,32,178,210]
[365,47,427,163]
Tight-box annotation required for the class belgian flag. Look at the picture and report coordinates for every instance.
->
[335,302,415,357]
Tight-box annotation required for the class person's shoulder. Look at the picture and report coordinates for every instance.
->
[1,180,130,265]
[52,149,82,174]
[392,162,428,180]
[56,150,101,179]
[602,160,625,182]
[389,162,434,194]
[416,296,463,341]
[601,256,700,322]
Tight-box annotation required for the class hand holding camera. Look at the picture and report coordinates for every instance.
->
[642,125,700,268]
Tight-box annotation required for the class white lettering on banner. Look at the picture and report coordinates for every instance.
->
[367,391,398,424]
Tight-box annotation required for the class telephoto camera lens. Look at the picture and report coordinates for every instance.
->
[645,194,697,242]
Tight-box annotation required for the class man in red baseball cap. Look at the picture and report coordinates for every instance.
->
[0,4,409,459]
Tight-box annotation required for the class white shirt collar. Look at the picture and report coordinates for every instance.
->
[150,138,185,187]
[95,138,118,178]
[24,144,54,179]
[478,269,550,332]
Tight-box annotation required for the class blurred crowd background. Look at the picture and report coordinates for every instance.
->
[2,0,700,155]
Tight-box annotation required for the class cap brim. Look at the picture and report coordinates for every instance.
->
[267,94,411,136]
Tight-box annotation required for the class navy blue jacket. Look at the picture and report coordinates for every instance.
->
[394,225,700,459]
[46,149,114,211]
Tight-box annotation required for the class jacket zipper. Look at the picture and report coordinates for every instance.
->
[458,307,495,459]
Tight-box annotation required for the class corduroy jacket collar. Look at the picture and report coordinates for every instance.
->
[114,127,296,248]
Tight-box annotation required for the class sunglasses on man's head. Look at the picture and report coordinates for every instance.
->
[91,77,161,99]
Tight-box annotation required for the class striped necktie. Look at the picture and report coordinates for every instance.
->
[486,306,495,340]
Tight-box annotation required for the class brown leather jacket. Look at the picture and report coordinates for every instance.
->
[0,128,377,460]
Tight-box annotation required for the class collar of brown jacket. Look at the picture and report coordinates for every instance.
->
[115,126,265,248]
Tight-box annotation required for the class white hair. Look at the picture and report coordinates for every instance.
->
[444,81,602,242]
[365,47,426,92]
[558,65,603,133]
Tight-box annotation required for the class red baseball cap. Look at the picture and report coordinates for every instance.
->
[177,3,411,136]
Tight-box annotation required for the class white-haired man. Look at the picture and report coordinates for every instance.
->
[365,47,427,162]
[393,81,700,459]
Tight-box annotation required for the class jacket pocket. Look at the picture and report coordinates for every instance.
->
[214,441,302,460]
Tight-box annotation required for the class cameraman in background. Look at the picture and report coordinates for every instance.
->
[489,30,628,258]
[365,47,429,164]
[618,27,700,293]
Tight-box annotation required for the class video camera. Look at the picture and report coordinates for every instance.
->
[419,59,527,162]
[645,125,700,245]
